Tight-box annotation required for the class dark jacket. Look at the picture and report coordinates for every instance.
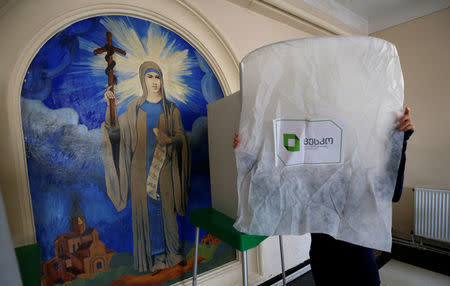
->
[392,129,414,202]
[310,130,414,286]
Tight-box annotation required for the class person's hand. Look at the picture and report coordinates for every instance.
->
[397,107,414,132]
[148,192,160,201]
[233,132,240,149]
[104,86,116,105]
[154,128,172,145]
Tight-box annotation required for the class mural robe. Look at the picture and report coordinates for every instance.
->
[101,97,190,272]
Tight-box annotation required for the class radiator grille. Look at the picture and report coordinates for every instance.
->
[414,187,450,243]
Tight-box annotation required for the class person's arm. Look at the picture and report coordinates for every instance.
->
[103,86,121,143]
[392,107,414,202]
[104,86,118,128]
[156,107,185,146]
[101,87,130,211]
[168,107,186,145]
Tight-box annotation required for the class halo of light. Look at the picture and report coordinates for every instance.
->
[78,16,194,106]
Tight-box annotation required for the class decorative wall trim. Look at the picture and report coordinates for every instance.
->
[228,0,366,35]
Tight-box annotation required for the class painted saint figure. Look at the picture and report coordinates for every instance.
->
[101,61,190,272]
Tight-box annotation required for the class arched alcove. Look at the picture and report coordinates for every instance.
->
[0,1,249,285]
[2,0,239,246]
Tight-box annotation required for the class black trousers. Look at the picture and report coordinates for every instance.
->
[309,234,380,286]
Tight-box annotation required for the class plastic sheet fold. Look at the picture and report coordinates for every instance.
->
[234,36,404,251]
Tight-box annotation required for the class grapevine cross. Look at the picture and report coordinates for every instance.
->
[93,32,126,127]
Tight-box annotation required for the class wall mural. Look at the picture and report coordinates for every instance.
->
[21,15,234,286]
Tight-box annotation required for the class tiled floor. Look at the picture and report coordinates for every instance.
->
[284,259,450,286]
[379,259,450,286]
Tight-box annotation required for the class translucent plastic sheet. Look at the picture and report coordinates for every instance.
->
[234,36,404,251]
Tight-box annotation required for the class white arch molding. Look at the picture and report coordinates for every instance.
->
[0,1,257,285]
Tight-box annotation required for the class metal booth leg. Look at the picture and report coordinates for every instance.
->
[242,250,248,286]
[193,227,200,286]
[279,235,286,286]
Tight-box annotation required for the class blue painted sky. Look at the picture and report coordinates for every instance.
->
[21,15,223,262]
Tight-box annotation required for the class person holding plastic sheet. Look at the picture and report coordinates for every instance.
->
[233,107,414,286]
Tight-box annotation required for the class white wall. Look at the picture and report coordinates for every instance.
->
[371,8,450,239]
[189,0,312,61]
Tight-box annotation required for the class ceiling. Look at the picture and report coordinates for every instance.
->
[332,0,450,33]
[1,0,449,34]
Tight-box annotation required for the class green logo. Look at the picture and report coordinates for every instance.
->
[283,133,300,152]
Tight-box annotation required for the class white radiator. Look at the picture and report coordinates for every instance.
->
[414,187,450,243]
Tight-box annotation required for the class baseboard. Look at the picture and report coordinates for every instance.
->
[258,260,311,286]
[259,238,450,285]
[375,250,392,269]
[379,239,450,276]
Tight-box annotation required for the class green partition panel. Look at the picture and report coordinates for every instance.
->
[15,243,41,286]
[190,208,267,252]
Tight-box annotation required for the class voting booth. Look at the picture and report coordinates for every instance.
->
[207,91,311,282]
[234,36,404,253]
[208,35,404,252]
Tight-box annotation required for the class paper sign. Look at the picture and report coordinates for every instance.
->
[273,119,344,166]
